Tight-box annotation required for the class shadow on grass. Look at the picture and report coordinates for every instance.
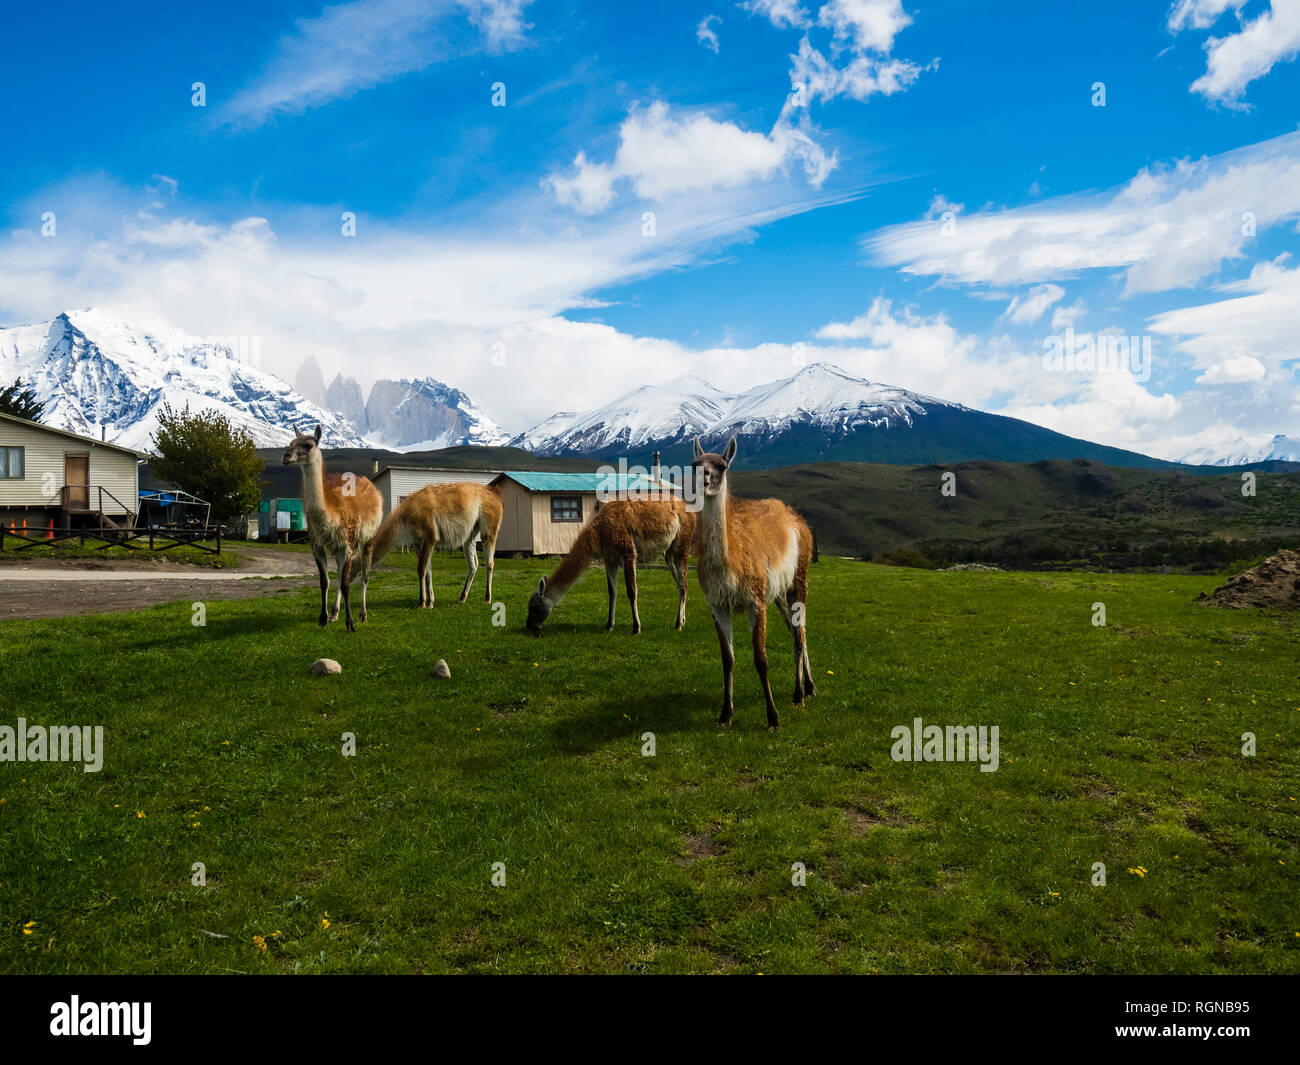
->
[124,612,305,652]
[548,687,713,755]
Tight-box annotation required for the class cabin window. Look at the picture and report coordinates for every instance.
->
[0,446,23,479]
[550,495,581,522]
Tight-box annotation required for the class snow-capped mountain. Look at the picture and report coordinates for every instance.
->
[512,362,1173,470]
[509,375,731,453]
[0,311,508,454]
[361,376,508,450]
[1179,434,1300,467]
[717,364,939,438]
[0,310,366,450]
[513,363,953,455]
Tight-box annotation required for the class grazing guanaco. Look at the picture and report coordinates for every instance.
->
[526,498,696,636]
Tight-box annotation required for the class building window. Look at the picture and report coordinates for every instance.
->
[551,495,581,522]
[0,446,23,479]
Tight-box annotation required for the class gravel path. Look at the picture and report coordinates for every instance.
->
[0,546,318,620]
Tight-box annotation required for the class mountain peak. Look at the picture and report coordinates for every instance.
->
[1,312,366,450]
[1179,433,1300,466]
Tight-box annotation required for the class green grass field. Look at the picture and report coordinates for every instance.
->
[1,554,1297,973]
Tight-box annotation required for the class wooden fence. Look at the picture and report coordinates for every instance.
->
[0,523,223,556]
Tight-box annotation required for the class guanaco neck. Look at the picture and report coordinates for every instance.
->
[699,484,731,570]
[300,453,330,522]
[544,524,599,601]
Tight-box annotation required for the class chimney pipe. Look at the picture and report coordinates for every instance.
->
[101,425,106,441]
[652,450,660,481]
[372,460,379,475]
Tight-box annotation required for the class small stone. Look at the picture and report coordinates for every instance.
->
[310,658,342,676]
[431,659,451,679]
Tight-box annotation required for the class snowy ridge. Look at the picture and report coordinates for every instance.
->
[0,310,508,453]
[1179,434,1300,466]
[0,310,365,450]
[511,362,962,454]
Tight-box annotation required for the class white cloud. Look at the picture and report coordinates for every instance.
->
[787,36,930,104]
[1148,256,1300,371]
[998,373,1180,453]
[546,101,835,214]
[1004,283,1064,325]
[697,14,721,53]
[924,194,962,219]
[221,0,532,128]
[460,0,532,46]
[546,151,617,214]
[814,298,1042,409]
[866,130,1300,294]
[742,0,811,29]
[816,298,1228,459]
[1167,0,1243,33]
[1196,355,1268,383]
[779,0,933,110]
[818,0,912,53]
[1168,0,1300,105]
[1050,298,1087,331]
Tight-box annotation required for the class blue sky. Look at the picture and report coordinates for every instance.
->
[2,0,1299,457]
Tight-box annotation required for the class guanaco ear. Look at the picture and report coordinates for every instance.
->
[692,437,704,460]
[292,423,302,437]
[314,424,323,442]
[722,436,737,464]
[537,577,546,596]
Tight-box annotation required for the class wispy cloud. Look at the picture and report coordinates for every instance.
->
[697,14,721,53]
[221,0,533,129]
[864,131,1300,294]
[1003,283,1064,325]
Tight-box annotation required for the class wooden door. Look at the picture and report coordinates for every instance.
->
[65,454,90,509]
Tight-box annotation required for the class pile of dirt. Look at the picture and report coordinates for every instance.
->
[1197,550,1300,610]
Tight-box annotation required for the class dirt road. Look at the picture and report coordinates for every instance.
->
[0,546,319,621]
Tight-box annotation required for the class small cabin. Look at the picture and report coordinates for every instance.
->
[0,413,142,531]
[372,465,502,517]
[489,471,681,555]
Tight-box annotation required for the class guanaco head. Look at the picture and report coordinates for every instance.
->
[691,436,737,498]
[282,424,323,466]
[526,577,553,636]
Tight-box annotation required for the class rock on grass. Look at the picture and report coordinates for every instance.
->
[310,658,342,676]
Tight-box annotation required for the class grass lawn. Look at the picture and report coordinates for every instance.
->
[1,556,1297,973]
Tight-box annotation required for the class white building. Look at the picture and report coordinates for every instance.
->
[370,464,501,517]
[0,413,142,531]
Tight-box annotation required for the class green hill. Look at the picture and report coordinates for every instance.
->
[732,458,1300,571]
